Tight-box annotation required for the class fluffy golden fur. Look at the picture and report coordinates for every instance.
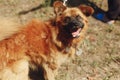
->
[0,1,93,80]
[0,17,21,41]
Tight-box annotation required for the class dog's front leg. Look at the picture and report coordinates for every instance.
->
[42,63,56,80]
[0,59,29,80]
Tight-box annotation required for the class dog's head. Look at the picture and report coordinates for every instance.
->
[53,1,94,38]
[53,1,94,46]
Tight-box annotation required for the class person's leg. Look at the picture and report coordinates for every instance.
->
[95,0,120,24]
[106,0,120,20]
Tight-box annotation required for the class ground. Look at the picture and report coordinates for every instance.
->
[0,0,120,80]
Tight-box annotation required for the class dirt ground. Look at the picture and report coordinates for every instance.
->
[0,0,120,80]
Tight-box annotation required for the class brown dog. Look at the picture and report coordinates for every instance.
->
[0,1,93,80]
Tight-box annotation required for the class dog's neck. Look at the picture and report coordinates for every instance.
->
[56,26,74,47]
[49,20,75,51]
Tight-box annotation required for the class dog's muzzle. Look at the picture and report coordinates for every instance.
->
[65,20,84,38]
[71,21,84,37]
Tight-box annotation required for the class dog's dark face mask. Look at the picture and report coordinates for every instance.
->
[63,15,84,38]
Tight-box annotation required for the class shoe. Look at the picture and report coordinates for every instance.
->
[107,20,115,25]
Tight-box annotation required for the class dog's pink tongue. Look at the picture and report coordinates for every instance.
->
[72,28,81,37]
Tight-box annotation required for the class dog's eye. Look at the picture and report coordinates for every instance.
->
[64,16,71,23]
[76,15,83,21]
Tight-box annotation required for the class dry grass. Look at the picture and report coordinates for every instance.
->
[0,0,120,80]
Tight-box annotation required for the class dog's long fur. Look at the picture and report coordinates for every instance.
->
[0,17,21,41]
[0,1,93,80]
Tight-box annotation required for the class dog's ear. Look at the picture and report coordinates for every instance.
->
[53,1,67,16]
[78,5,94,16]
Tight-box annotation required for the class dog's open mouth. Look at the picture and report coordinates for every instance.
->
[71,27,82,38]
